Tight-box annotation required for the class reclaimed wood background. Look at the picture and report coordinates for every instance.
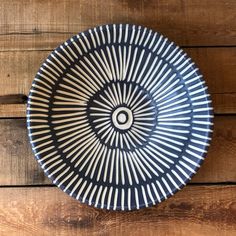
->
[0,0,235,235]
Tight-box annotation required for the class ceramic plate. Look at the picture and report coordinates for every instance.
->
[27,24,213,210]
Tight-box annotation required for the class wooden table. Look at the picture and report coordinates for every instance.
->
[0,1,235,235]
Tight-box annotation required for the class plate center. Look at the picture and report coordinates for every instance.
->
[112,107,133,130]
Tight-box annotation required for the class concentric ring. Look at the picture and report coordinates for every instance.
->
[112,107,133,130]
[27,24,213,210]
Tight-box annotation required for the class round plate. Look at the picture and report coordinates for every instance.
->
[27,24,213,210]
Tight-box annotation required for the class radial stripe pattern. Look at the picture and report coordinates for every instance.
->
[27,24,213,210]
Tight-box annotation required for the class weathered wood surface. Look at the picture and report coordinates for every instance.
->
[0,119,50,185]
[0,116,235,186]
[1,0,236,51]
[0,104,26,118]
[0,1,235,235]
[0,186,235,236]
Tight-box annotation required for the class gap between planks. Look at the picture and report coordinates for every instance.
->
[0,182,235,189]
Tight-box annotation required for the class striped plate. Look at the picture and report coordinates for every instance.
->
[27,24,213,210]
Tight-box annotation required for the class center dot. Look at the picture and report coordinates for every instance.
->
[117,113,127,123]
[112,107,133,130]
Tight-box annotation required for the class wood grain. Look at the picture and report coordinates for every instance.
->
[0,116,235,186]
[0,104,26,118]
[0,51,46,97]
[0,185,235,236]
[0,0,236,51]
[0,1,234,235]
[211,94,236,115]
[0,47,236,117]
[186,47,236,95]
[0,119,50,185]
[191,116,236,183]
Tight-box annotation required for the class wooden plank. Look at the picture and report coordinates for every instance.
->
[0,0,236,51]
[0,104,26,118]
[0,185,235,236]
[191,116,236,183]
[0,116,235,186]
[186,47,236,95]
[0,47,236,117]
[211,94,236,115]
[0,51,46,97]
[0,119,51,185]
[0,94,27,118]
[186,47,236,115]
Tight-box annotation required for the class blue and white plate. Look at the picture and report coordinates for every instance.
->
[27,24,213,210]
